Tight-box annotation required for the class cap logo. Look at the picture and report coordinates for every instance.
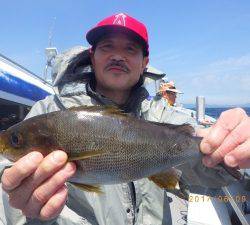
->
[113,13,126,26]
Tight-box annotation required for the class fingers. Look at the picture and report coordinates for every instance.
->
[7,151,68,209]
[2,150,76,220]
[22,184,68,220]
[2,152,43,191]
[195,127,211,138]
[22,162,75,219]
[206,117,250,166]
[224,138,250,168]
[39,185,68,220]
[199,108,249,167]
[200,108,247,155]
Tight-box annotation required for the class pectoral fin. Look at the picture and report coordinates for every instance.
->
[68,150,105,161]
[70,182,103,194]
[149,168,189,200]
[149,168,182,190]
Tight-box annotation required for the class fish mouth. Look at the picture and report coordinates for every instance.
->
[0,132,15,161]
[0,131,6,154]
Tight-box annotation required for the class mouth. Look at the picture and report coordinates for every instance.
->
[106,65,129,73]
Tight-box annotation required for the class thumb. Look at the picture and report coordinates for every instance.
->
[195,127,212,138]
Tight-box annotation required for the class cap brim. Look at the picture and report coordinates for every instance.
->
[165,89,183,94]
[86,25,148,55]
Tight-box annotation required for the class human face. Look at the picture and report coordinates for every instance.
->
[90,32,149,92]
[166,91,177,106]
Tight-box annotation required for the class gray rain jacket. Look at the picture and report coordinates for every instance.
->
[0,46,227,225]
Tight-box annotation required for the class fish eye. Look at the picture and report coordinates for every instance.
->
[10,132,23,148]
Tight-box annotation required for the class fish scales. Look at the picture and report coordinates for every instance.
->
[0,106,239,193]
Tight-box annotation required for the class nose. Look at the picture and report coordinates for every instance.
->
[109,51,126,61]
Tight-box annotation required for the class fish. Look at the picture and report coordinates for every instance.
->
[0,105,242,198]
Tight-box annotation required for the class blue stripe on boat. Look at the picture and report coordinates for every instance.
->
[0,71,51,102]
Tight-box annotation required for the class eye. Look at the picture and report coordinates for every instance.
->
[10,132,23,148]
[126,46,137,54]
[99,43,113,52]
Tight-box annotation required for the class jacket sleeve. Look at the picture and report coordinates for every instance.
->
[25,95,60,120]
[141,98,200,128]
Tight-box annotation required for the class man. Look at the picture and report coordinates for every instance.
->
[1,13,250,225]
[159,81,183,106]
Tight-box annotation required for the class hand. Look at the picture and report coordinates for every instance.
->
[199,118,214,126]
[196,108,250,168]
[1,150,76,220]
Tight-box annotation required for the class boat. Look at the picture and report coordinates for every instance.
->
[0,53,54,130]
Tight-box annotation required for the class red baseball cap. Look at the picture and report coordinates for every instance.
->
[86,13,149,56]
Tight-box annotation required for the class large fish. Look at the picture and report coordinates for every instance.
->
[0,106,241,197]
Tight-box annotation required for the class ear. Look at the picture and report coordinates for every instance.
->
[141,56,149,74]
[89,48,95,68]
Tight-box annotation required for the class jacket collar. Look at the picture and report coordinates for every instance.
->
[86,77,149,116]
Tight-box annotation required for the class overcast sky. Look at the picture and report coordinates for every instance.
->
[1,0,250,105]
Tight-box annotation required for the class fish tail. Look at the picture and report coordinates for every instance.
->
[220,163,242,180]
[193,136,242,181]
[194,136,243,181]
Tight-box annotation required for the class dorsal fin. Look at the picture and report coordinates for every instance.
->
[149,121,195,135]
[68,105,128,117]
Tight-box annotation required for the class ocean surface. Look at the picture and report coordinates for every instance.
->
[189,107,250,119]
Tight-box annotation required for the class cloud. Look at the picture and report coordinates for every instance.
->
[239,75,250,91]
[174,54,250,105]
[209,54,250,68]
[150,50,181,64]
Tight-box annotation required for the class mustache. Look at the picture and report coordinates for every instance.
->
[104,60,130,73]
